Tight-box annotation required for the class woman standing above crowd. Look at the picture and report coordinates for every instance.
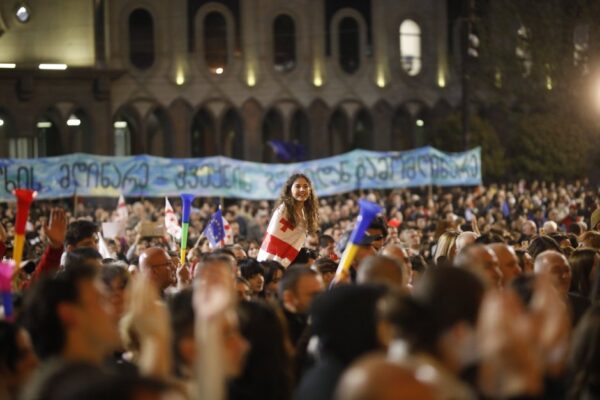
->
[258,173,319,267]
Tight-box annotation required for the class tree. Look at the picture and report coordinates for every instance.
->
[429,113,507,181]
[461,0,600,181]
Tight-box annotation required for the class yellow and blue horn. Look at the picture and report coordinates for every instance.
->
[334,199,382,283]
[180,194,195,265]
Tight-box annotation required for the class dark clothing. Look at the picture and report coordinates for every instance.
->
[568,292,590,326]
[295,285,386,400]
[282,308,308,347]
[294,356,344,400]
[518,234,534,245]
[20,359,103,400]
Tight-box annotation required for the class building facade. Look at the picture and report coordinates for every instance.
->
[0,0,460,161]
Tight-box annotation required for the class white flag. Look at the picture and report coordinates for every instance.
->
[116,195,128,222]
[222,216,234,245]
[165,198,182,240]
[97,233,113,259]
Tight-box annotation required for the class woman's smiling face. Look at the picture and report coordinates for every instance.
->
[291,177,311,203]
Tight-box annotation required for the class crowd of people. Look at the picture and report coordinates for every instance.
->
[1,177,600,399]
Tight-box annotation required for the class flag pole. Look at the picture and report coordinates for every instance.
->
[333,199,382,284]
[180,194,195,265]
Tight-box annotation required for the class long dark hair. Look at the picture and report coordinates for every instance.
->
[569,248,598,299]
[380,267,484,357]
[568,305,600,399]
[229,301,294,400]
[276,173,319,234]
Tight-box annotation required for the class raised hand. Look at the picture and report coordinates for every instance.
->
[43,208,67,249]
[529,275,571,375]
[177,262,191,288]
[477,289,543,398]
[125,273,171,378]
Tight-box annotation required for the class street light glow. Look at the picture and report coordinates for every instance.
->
[39,64,68,70]
[67,115,81,126]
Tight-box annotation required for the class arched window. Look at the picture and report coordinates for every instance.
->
[221,108,244,159]
[113,110,139,156]
[129,9,155,70]
[0,110,29,158]
[399,20,421,76]
[391,108,413,150]
[146,108,172,156]
[290,109,310,160]
[191,109,216,157]
[516,24,532,76]
[328,109,349,154]
[573,24,589,73]
[414,109,427,148]
[273,14,296,72]
[204,12,228,74]
[36,108,64,157]
[352,109,373,150]
[338,17,360,74]
[262,109,284,162]
[67,109,93,153]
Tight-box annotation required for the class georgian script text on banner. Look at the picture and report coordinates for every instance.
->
[0,147,481,200]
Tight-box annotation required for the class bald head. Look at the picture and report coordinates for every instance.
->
[357,256,405,289]
[542,221,558,235]
[455,231,478,252]
[489,243,521,286]
[381,244,411,285]
[335,354,435,400]
[534,250,571,296]
[454,244,502,288]
[522,220,537,236]
[381,244,409,265]
[139,247,176,292]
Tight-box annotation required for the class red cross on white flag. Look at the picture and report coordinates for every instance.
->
[165,197,182,240]
[115,194,128,222]
[257,205,305,267]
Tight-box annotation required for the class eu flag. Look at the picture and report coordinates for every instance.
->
[267,140,307,162]
[203,209,225,248]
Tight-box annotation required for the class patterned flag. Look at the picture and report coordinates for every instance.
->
[222,217,234,245]
[257,204,305,267]
[165,198,182,240]
[204,209,226,249]
[116,195,128,222]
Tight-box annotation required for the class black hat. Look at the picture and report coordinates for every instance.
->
[310,285,386,364]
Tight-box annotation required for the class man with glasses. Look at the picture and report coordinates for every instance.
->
[366,217,387,252]
[139,247,177,295]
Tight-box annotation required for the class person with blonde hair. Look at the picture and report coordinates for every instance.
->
[433,230,460,265]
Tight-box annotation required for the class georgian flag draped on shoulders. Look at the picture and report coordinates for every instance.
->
[257,204,305,267]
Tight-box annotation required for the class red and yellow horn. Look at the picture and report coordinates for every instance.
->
[12,189,37,270]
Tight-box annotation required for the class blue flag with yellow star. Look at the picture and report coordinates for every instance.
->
[203,208,225,249]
